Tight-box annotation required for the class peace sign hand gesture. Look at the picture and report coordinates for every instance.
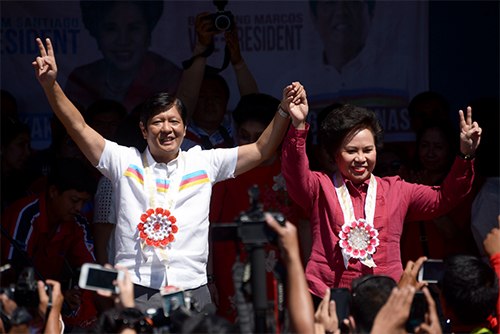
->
[32,38,58,89]
[458,106,482,156]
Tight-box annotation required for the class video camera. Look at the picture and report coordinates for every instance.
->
[0,267,49,309]
[208,0,234,32]
[0,267,51,333]
[237,185,286,245]
[146,287,216,333]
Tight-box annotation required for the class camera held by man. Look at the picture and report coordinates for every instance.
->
[207,0,234,32]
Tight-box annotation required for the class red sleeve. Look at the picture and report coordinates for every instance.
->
[405,157,475,221]
[281,124,320,214]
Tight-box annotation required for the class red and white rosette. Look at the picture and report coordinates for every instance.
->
[338,219,379,267]
[137,208,178,248]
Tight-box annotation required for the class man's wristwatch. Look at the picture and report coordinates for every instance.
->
[458,151,475,160]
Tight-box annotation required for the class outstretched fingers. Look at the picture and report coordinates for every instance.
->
[45,38,54,58]
[36,37,48,57]
[459,106,473,129]
[466,106,472,125]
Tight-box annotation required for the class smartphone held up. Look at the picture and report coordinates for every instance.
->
[78,263,124,294]
[417,259,444,284]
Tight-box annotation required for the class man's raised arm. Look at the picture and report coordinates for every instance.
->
[33,37,104,166]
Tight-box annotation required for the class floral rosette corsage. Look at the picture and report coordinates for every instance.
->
[137,208,178,248]
[338,219,379,260]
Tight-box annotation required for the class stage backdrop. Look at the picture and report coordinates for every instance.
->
[1,1,428,149]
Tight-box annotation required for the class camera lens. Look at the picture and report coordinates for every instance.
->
[214,14,231,31]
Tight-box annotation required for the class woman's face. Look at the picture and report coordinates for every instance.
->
[97,2,150,72]
[418,127,450,173]
[335,128,377,184]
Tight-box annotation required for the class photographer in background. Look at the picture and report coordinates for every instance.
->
[0,279,65,333]
[181,8,259,151]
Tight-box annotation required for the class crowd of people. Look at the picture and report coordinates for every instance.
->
[1,2,499,334]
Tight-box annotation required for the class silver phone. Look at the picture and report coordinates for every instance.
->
[78,263,124,294]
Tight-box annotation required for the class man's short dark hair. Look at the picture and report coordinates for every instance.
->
[48,158,97,195]
[139,92,187,127]
[442,255,498,325]
[350,275,397,333]
[232,93,280,127]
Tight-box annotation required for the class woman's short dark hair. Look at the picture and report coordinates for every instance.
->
[318,104,383,158]
[232,93,280,127]
[139,92,187,127]
[80,1,163,38]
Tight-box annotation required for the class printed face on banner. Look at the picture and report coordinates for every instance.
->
[313,0,372,69]
[96,2,151,72]
[2,1,430,150]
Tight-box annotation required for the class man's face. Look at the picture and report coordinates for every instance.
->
[313,0,372,67]
[50,188,92,222]
[97,2,150,72]
[2,132,31,171]
[140,106,186,163]
[192,79,229,133]
[90,111,124,140]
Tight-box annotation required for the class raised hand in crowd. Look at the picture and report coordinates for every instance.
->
[94,265,134,309]
[114,266,135,308]
[224,22,259,95]
[483,215,500,257]
[38,279,64,334]
[398,256,428,290]
[265,213,314,334]
[414,287,443,334]
[371,286,415,334]
[314,288,340,334]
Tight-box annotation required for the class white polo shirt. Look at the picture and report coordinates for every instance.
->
[97,140,238,290]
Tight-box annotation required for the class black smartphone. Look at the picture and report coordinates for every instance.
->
[418,259,444,283]
[330,288,351,322]
[405,291,428,332]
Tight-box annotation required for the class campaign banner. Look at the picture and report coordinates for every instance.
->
[1,1,428,149]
